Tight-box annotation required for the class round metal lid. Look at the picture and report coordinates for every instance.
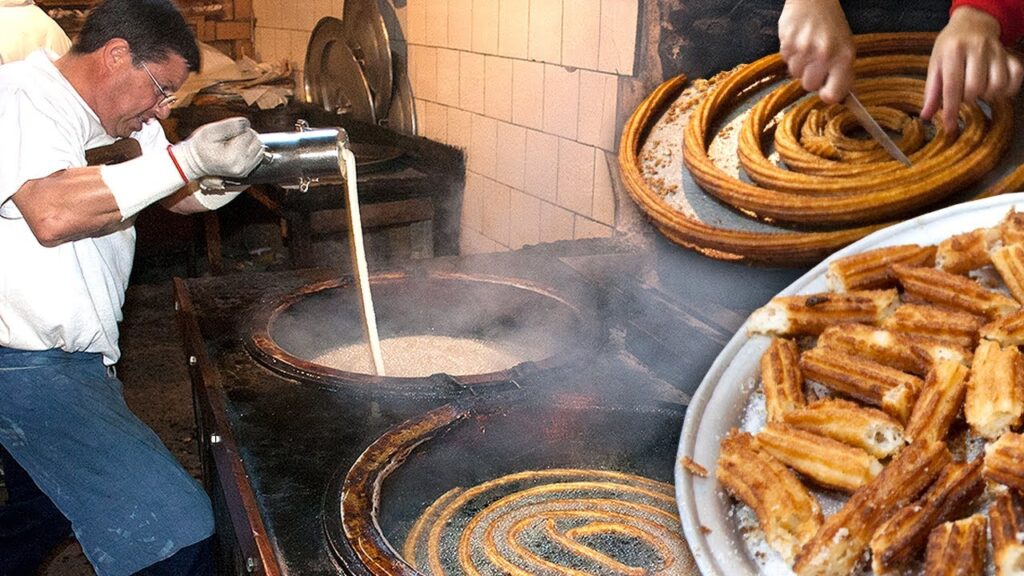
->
[304,17,376,124]
[383,50,416,135]
[342,0,393,119]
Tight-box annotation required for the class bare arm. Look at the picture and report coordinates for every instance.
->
[12,167,131,246]
[778,0,855,103]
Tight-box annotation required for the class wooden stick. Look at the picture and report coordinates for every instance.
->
[340,145,385,375]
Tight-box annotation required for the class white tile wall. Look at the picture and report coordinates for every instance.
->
[527,0,562,64]
[599,0,639,75]
[495,122,526,190]
[556,138,595,216]
[472,0,500,54]
[425,0,449,47]
[482,178,512,246]
[469,114,498,179]
[459,52,486,114]
[592,150,616,226]
[509,190,541,249]
[562,0,601,70]
[484,56,513,121]
[498,0,529,59]
[524,129,559,204]
[435,49,461,106]
[511,59,544,131]
[542,64,580,139]
[254,0,635,252]
[578,70,618,151]
[448,0,473,51]
[539,202,575,243]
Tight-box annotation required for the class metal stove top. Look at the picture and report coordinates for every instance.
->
[173,238,802,575]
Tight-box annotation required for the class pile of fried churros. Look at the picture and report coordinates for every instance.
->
[716,208,1024,575]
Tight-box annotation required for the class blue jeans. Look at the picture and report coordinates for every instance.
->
[0,348,213,576]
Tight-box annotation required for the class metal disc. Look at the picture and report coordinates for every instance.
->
[384,51,416,135]
[304,17,376,124]
[342,0,393,119]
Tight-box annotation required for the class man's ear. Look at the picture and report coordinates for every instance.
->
[100,38,132,72]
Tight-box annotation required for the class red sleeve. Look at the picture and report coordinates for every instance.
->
[951,0,1024,45]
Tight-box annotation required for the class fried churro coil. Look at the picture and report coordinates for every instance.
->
[826,244,936,292]
[747,289,899,337]
[891,263,1020,319]
[717,429,822,564]
[984,432,1024,491]
[999,209,1024,246]
[882,303,985,350]
[869,459,984,574]
[981,308,1024,346]
[793,440,953,576]
[935,227,999,275]
[989,489,1024,576]
[800,347,922,422]
[782,398,904,459]
[761,338,805,422]
[992,243,1024,304]
[904,360,970,444]
[965,340,1024,439]
[754,422,882,493]
[922,515,987,576]
[817,323,933,376]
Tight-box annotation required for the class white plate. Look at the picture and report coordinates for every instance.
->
[675,192,1024,575]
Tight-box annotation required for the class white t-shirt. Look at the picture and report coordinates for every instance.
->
[0,50,170,365]
[0,0,71,65]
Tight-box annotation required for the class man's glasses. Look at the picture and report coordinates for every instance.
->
[139,61,177,109]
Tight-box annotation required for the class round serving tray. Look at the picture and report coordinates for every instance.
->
[342,0,393,119]
[674,192,1024,575]
[619,34,1024,267]
[304,17,377,124]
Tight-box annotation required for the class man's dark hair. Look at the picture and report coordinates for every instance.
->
[72,0,200,72]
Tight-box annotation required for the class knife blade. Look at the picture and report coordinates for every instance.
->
[842,92,912,166]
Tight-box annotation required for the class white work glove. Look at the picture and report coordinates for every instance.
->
[170,117,265,180]
[191,176,249,210]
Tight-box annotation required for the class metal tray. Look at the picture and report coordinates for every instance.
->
[342,0,393,119]
[304,17,376,124]
[674,192,1024,575]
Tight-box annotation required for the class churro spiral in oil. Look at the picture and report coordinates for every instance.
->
[401,469,691,576]
[683,33,1015,228]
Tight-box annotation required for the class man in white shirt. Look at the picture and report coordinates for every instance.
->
[0,0,71,64]
[0,0,264,574]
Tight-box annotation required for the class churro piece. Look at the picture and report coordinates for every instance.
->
[989,489,1024,576]
[747,289,899,337]
[817,323,936,376]
[904,360,970,444]
[992,243,1024,304]
[999,208,1024,246]
[981,308,1024,346]
[891,263,1020,319]
[935,227,998,275]
[800,347,922,422]
[965,340,1024,439]
[717,429,822,564]
[826,244,936,292]
[922,515,987,576]
[761,338,805,422]
[984,432,1024,491]
[793,440,952,576]
[870,458,984,573]
[782,398,904,459]
[882,303,985,349]
[754,423,882,493]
